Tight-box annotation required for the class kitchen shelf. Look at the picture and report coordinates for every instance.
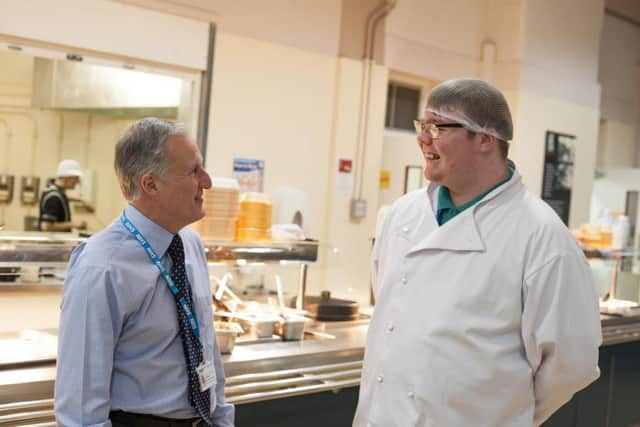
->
[204,239,318,264]
[0,233,318,306]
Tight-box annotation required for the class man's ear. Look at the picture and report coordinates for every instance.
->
[478,133,497,153]
[139,174,158,195]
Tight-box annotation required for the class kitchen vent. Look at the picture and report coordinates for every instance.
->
[31,58,183,118]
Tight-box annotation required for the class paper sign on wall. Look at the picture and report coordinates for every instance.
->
[233,158,264,192]
[379,170,390,189]
[335,158,353,195]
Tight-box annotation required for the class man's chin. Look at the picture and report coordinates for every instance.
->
[423,169,438,183]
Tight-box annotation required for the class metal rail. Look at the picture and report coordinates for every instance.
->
[0,398,55,426]
[602,322,640,345]
[0,362,363,425]
[226,360,362,405]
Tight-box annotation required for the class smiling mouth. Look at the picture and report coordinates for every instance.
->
[425,153,440,160]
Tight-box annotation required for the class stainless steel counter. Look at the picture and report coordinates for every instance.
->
[2,313,640,425]
[0,321,367,425]
[601,311,640,345]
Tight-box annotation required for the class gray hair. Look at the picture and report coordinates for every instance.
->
[427,79,513,157]
[114,117,187,201]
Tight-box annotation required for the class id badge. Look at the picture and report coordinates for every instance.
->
[196,360,217,392]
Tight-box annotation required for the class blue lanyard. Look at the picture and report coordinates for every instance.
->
[120,212,203,350]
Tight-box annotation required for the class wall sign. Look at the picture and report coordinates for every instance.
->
[233,158,264,192]
[541,131,575,225]
[379,170,390,190]
[335,158,353,195]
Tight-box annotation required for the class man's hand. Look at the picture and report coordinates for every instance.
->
[81,199,95,213]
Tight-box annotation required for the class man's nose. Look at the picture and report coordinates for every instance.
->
[418,134,432,148]
[200,170,212,188]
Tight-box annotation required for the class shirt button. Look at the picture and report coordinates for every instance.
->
[386,324,394,332]
[408,391,415,399]
[402,226,409,233]
[376,375,384,383]
[401,277,408,285]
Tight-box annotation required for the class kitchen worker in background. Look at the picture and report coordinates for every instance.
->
[55,118,234,427]
[353,79,602,427]
[39,159,93,232]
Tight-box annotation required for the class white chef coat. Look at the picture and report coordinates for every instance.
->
[353,167,601,427]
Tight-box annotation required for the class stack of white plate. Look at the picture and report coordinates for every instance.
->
[193,178,240,241]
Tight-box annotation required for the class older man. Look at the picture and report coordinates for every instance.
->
[353,79,601,427]
[55,118,233,426]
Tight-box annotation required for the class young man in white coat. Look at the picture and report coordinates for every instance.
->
[353,79,601,427]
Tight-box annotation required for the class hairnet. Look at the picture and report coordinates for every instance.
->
[426,79,513,142]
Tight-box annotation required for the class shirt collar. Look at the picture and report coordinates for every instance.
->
[436,162,515,221]
[124,204,175,258]
[437,186,458,215]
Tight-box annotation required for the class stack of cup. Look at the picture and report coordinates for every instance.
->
[235,192,272,241]
[193,178,240,241]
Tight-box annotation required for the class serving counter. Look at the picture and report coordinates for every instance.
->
[3,234,640,426]
[2,315,640,426]
[0,319,367,425]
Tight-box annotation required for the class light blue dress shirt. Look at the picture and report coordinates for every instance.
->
[55,204,234,427]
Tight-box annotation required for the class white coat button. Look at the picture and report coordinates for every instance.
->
[386,324,394,332]
[407,391,415,399]
[376,375,384,383]
[402,226,409,233]
[401,277,408,284]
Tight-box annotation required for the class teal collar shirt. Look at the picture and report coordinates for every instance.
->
[436,164,515,226]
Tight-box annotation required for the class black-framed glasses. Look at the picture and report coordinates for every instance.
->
[413,120,465,139]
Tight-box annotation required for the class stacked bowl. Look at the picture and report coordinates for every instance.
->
[235,192,272,241]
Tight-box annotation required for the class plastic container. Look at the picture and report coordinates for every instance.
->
[238,315,280,338]
[612,216,630,249]
[214,321,243,354]
[276,316,309,341]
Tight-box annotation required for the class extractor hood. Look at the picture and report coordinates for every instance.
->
[31,58,183,117]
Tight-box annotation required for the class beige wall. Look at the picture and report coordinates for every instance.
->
[206,32,336,242]
[378,72,439,206]
[322,58,387,304]
[379,129,420,206]
[384,0,488,81]
[206,33,387,303]
[117,0,342,58]
[597,119,637,169]
[1,0,209,70]
[598,14,640,168]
